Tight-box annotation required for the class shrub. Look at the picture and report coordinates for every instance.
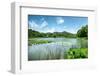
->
[64,48,88,59]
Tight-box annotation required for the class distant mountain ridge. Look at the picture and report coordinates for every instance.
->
[28,29,76,38]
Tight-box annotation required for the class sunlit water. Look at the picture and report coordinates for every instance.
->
[28,38,88,60]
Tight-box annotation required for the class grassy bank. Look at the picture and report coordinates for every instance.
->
[28,38,52,45]
[64,48,88,59]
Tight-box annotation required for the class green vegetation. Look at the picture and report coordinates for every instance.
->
[28,25,88,60]
[64,48,88,59]
[28,25,88,38]
[28,38,52,45]
[28,29,76,38]
[77,25,88,37]
[64,25,88,59]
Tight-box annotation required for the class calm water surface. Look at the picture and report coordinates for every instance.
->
[28,38,88,60]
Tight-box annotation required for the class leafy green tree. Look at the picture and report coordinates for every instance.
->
[28,29,33,38]
[77,25,88,37]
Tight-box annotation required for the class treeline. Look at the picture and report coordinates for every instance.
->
[28,25,88,38]
[28,30,76,38]
[77,25,88,37]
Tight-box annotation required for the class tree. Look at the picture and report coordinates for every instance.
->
[28,29,76,38]
[28,29,40,38]
[77,25,88,37]
[28,29,33,38]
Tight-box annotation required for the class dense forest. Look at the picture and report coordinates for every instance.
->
[28,25,88,38]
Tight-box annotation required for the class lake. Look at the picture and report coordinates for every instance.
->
[28,38,88,60]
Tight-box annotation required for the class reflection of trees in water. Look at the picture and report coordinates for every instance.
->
[28,38,88,60]
[76,38,88,48]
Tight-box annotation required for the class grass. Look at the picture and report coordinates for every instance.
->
[28,38,88,60]
[28,38,52,45]
[28,43,65,60]
[64,48,88,59]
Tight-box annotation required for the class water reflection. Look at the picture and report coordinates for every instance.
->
[28,38,88,60]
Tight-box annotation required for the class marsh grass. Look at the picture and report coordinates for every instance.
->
[28,38,52,45]
[28,38,88,60]
[28,42,69,60]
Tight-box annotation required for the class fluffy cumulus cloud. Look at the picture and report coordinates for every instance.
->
[28,17,65,33]
[28,20,38,30]
[28,19,50,32]
[41,21,48,28]
[56,17,64,25]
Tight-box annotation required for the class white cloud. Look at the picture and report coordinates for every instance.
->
[29,17,65,33]
[41,21,48,28]
[28,20,38,30]
[28,20,49,32]
[46,28,56,33]
[56,17,64,25]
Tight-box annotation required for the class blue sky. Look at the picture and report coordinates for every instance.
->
[28,15,88,34]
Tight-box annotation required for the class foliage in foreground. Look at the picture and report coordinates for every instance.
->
[64,48,88,59]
